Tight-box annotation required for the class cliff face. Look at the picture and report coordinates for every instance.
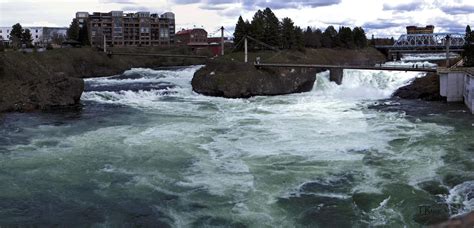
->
[0,47,205,112]
[192,48,386,98]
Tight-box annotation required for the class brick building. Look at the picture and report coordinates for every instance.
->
[406,25,435,34]
[175,28,208,47]
[75,11,175,47]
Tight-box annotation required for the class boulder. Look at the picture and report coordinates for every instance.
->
[191,61,317,98]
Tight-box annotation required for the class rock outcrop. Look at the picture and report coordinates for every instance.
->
[192,48,386,98]
[192,60,317,98]
[0,47,205,112]
[1,53,84,112]
[392,73,444,101]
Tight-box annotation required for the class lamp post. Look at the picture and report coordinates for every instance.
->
[445,34,451,67]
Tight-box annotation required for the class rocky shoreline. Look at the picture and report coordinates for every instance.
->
[392,72,444,101]
[0,47,205,112]
[1,46,446,111]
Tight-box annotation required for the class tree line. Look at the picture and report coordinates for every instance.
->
[8,23,33,48]
[233,7,368,51]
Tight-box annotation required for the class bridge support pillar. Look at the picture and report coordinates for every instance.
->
[329,68,343,85]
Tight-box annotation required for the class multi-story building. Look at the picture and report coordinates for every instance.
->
[0,26,67,46]
[76,11,175,47]
[0,27,12,44]
[406,25,435,34]
[175,28,208,46]
[161,12,175,44]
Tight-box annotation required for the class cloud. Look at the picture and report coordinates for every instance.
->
[440,5,474,15]
[99,0,136,4]
[242,0,342,10]
[432,17,469,33]
[121,6,155,12]
[173,0,200,4]
[362,20,405,30]
[383,2,423,12]
[170,0,341,11]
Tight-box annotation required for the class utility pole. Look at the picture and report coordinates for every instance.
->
[244,36,248,63]
[221,26,224,56]
[445,35,450,67]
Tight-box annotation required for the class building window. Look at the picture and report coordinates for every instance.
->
[36,29,38,33]
[35,35,38,38]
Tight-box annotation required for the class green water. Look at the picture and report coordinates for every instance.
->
[0,65,473,227]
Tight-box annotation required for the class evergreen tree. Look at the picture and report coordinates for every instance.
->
[67,18,80,41]
[250,10,265,44]
[313,28,323,48]
[353,27,368,48]
[304,26,313,48]
[233,16,248,49]
[281,17,295,49]
[262,7,281,47]
[294,26,304,50]
[9,23,23,48]
[465,25,471,41]
[322,26,337,48]
[78,22,90,45]
[22,28,33,47]
[338,26,354,49]
[463,25,474,66]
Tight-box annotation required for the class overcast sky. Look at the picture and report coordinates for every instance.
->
[0,0,472,37]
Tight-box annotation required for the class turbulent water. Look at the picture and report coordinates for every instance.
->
[1,62,473,227]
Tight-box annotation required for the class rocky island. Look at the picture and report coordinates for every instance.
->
[192,48,386,98]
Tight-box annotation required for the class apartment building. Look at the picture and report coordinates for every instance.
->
[0,26,67,46]
[76,11,175,47]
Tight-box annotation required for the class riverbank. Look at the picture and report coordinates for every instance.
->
[0,47,206,112]
[192,47,386,98]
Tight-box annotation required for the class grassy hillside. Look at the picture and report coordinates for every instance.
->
[220,47,386,65]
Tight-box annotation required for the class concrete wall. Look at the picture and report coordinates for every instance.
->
[440,70,474,114]
[439,72,465,102]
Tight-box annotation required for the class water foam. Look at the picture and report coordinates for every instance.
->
[74,62,463,226]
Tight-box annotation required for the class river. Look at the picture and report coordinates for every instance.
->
[0,62,473,227]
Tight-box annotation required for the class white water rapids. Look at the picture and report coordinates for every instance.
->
[0,61,473,227]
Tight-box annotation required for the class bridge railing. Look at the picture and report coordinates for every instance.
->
[393,33,465,48]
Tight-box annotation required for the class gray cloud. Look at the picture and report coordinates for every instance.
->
[440,5,474,15]
[242,0,342,10]
[433,17,469,33]
[362,20,405,30]
[383,2,423,12]
[171,0,341,11]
